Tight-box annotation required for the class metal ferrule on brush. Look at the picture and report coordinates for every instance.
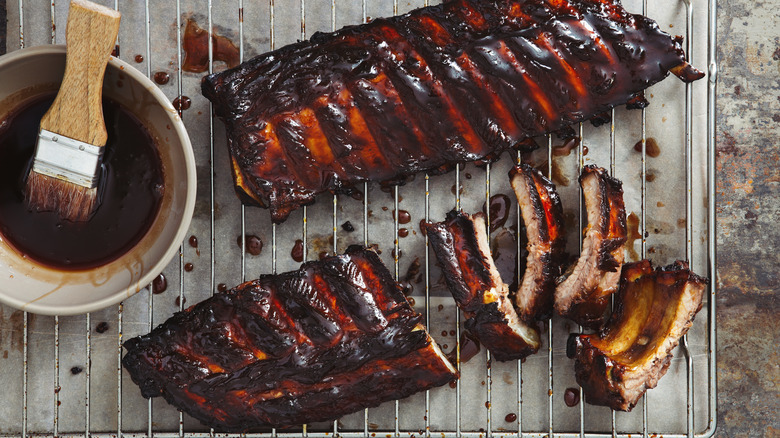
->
[32,129,104,188]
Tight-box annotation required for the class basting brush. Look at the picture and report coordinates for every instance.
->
[25,0,121,222]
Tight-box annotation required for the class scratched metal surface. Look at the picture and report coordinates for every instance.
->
[0,0,715,436]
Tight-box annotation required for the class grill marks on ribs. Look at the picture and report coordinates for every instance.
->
[510,163,566,322]
[425,211,540,362]
[122,247,457,431]
[202,0,704,222]
[567,260,706,411]
[555,165,627,328]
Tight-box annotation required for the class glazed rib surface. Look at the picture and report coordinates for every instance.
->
[425,210,540,361]
[202,0,704,222]
[567,260,706,411]
[555,165,627,328]
[122,247,457,431]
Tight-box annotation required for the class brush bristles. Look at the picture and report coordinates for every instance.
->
[25,171,98,222]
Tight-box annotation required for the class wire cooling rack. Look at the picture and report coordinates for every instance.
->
[0,0,717,437]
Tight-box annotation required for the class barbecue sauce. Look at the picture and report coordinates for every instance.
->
[0,92,164,270]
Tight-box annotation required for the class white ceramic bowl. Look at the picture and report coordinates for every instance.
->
[0,45,196,315]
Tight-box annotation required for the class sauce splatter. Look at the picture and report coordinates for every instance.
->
[95,322,109,333]
[626,212,642,261]
[633,137,661,157]
[182,19,240,73]
[482,194,511,232]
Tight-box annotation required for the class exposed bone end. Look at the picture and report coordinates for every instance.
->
[670,61,706,83]
[569,260,707,411]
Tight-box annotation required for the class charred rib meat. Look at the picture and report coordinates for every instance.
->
[555,165,627,328]
[425,211,540,362]
[122,247,457,431]
[567,260,706,411]
[510,163,566,321]
[202,0,705,223]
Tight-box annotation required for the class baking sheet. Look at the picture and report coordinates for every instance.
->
[0,0,714,436]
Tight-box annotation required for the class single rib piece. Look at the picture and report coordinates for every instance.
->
[567,260,706,411]
[202,0,704,223]
[510,163,566,321]
[425,210,540,362]
[122,247,457,431]
[555,165,627,328]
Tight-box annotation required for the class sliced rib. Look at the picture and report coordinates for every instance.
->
[510,163,567,322]
[122,246,457,431]
[425,210,540,362]
[555,165,627,328]
[567,260,707,411]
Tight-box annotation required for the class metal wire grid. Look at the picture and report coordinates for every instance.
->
[1,0,717,436]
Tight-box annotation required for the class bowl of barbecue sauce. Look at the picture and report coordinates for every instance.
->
[0,45,196,315]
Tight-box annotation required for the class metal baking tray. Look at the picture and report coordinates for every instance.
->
[0,0,717,436]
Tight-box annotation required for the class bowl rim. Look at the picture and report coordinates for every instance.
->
[0,45,197,315]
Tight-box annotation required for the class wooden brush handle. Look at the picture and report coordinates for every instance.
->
[39,0,120,146]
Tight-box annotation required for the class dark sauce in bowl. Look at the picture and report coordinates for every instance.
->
[0,92,164,270]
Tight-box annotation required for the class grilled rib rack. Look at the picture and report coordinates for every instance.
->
[0,0,717,437]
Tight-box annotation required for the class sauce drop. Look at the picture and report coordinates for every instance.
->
[0,93,164,270]
[217,283,228,292]
[134,54,144,63]
[398,228,409,237]
[564,387,580,407]
[152,274,167,294]
[341,221,354,232]
[291,239,304,262]
[184,262,194,272]
[237,234,263,256]
[153,71,170,85]
[188,235,198,248]
[505,413,517,423]
[394,209,411,224]
[173,96,191,114]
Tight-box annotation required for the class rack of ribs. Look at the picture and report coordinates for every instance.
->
[202,0,705,223]
[425,210,540,362]
[567,260,707,411]
[122,246,457,431]
[555,165,627,328]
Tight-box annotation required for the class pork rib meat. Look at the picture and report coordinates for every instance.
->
[555,165,627,328]
[122,247,457,431]
[567,260,706,411]
[202,0,704,222]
